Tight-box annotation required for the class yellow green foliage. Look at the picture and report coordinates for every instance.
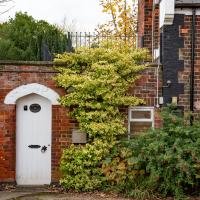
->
[55,45,148,191]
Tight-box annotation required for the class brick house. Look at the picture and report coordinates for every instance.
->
[137,0,200,116]
[2,0,198,186]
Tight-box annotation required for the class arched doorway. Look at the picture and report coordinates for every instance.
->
[4,83,60,185]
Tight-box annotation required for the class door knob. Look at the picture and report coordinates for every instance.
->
[41,145,47,153]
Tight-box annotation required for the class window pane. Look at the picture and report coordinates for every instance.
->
[131,110,151,119]
[130,122,152,135]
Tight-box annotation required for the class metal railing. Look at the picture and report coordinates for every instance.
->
[66,32,135,52]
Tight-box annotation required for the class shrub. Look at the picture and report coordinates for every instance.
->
[0,12,68,61]
[103,105,200,199]
[60,141,110,191]
[55,45,148,191]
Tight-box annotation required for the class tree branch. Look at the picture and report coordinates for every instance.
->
[0,0,14,15]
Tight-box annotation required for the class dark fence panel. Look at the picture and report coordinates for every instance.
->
[41,32,135,60]
[66,32,135,52]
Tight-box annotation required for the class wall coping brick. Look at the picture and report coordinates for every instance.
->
[0,60,161,68]
[0,60,54,66]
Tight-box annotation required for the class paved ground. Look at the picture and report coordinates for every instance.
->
[0,188,132,200]
[2,187,200,200]
[2,190,200,200]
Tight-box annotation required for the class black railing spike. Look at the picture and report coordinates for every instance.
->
[85,32,87,47]
[80,32,82,47]
[89,32,91,48]
[76,32,78,48]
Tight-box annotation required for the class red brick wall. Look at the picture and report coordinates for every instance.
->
[152,4,160,52]
[0,64,76,182]
[137,1,160,60]
[137,0,145,47]
[128,66,163,128]
[137,0,154,54]
[0,63,162,183]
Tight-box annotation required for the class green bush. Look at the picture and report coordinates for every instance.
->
[60,141,110,191]
[103,106,200,199]
[0,12,68,61]
[56,46,148,191]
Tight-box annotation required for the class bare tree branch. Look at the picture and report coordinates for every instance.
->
[0,0,14,15]
[0,0,13,3]
[0,5,14,15]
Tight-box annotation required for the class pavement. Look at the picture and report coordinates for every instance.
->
[0,187,129,200]
[0,191,71,200]
[0,187,58,200]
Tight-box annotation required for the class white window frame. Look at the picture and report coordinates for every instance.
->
[128,107,154,139]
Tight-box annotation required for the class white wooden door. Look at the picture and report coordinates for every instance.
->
[16,94,52,185]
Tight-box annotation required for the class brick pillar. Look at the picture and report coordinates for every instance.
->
[137,0,153,54]
[152,4,159,50]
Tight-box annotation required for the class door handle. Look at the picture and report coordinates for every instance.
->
[28,145,41,149]
[41,145,47,153]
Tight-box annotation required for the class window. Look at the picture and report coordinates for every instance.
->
[128,107,154,138]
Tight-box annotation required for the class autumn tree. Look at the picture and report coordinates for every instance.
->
[97,0,137,38]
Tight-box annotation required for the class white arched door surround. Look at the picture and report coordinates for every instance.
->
[4,83,60,105]
[4,83,60,185]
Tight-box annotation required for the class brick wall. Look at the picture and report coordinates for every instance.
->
[0,62,161,183]
[128,65,163,128]
[137,0,153,54]
[178,15,200,117]
[137,0,145,47]
[152,4,160,52]
[159,13,200,118]
[0,64,76,182]
[161,15,185,104]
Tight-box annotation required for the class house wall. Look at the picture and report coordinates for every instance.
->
[179,14,200,116]
[128,66,162,129]
[0,62,161,183]
[137,0,153,53]
[161,14,185,104]
[138,0,200,116]
[160,11,200,113]
[153,4,160,49]
[137,0,160,59]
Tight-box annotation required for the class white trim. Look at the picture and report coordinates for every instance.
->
[160,0,175,28]
[128,107,155,139]
[175,8,200,15]
[159,1,200,28]
[4,83,60,105]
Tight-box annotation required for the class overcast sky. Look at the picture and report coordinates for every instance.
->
[0,0,109,31]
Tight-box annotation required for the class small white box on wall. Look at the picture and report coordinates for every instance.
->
[159,97,164,105]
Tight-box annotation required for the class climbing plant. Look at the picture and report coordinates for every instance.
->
[55,45,148,191]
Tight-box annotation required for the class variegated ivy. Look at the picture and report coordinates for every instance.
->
[54,45,148,190]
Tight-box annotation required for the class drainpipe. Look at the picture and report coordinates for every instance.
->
[152,2,159,107]
[156,60,161,108]
[190,8,196,125]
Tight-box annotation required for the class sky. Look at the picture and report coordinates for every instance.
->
[0,0,109,32]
